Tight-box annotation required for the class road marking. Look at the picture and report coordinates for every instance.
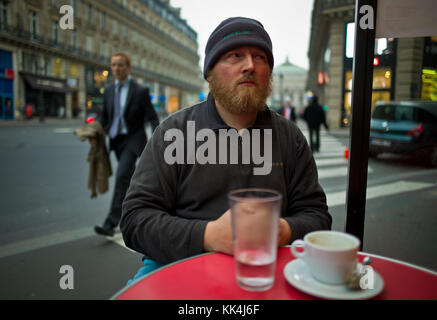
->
[0,227,94,259]
[111,233,135,252]
[54,128,74,133]
[318,166,373,179]
[326,180,436,207]
[314,152,346,158]
[316,158,349,166]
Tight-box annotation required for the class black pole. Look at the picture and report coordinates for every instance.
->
[345,0,377,250]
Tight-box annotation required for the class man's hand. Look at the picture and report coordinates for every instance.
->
[203,210,292,255]
[278,218,292,246]
[203,209,233,255]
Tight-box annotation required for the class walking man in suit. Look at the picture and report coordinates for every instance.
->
[94,52,159,236]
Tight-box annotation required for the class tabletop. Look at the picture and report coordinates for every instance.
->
[113,247,437,300]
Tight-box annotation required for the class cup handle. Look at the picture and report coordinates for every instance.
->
[290,239,306,259]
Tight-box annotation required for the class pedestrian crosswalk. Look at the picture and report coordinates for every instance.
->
[300,127,436,209]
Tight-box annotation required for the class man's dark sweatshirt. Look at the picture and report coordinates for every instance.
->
[120,94,331,264]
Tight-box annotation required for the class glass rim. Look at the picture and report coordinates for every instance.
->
[227,188,282,202]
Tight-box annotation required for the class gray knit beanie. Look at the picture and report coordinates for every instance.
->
[203,17,274,79]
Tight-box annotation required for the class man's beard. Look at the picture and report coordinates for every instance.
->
[209,73,273,114]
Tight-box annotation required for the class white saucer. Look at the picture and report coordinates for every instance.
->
[283,259,384,300]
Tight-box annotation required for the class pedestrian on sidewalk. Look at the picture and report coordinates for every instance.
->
[93,51,160,237]
[277,97,296,122]
[303,95,329,153]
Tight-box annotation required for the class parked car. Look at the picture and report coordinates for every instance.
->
[369,100,437,166]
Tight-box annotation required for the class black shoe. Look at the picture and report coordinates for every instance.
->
[94,223,115,237]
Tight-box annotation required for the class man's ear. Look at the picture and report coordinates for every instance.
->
[205,70,211,82]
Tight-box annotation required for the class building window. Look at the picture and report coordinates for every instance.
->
[70,0,77,13]
[54,58,62,77]
[133,30,137,45]
[71,30,77,48]
[52,20,59,44]
[87,4,93,23]
[29,11,38,39]
[101,40,107,58]
[113,18,118,33]
[86,35,93,53]
[22,52,39,73]
[101,11,106,30]
[0,2,8,29]
[123,25,128,39]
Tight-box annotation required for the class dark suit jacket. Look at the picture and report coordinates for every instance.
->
[303,102,328,130]
[99,78,159,156]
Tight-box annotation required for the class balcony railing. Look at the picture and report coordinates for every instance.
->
[107,0,198,57]
[322,0,355,10]
[0,23,201,92]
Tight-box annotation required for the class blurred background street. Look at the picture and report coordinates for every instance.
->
[1,0,436,299]
[0,119,436,299]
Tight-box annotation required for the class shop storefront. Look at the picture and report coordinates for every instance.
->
[21,72,71,119]
[342,22,396,127]
[421,36,437,101]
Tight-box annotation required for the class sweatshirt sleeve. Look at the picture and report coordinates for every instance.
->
[282,126,332,242]
[120,125,208,264]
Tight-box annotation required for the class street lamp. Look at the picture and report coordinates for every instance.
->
[279,73,284,107]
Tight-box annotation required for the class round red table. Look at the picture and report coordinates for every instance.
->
[113,247,437,300]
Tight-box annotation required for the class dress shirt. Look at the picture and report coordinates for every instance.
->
[114,75,131,135]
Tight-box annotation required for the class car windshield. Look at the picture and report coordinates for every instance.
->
[372,104,418,121]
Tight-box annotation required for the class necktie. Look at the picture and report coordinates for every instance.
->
[109,83,123,139]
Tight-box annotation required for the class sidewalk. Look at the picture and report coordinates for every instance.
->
[295,119,350,138]
[0,117,84,127]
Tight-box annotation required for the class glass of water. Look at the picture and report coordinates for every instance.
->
[228,188,282,291]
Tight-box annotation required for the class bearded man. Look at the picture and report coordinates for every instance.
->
[120,17,331,283]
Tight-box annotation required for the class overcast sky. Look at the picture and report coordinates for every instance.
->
[170,0,314,70]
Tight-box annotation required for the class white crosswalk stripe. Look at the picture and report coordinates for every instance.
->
[315,158,349,166]
[111,233,134,252]
[326,180,436,207]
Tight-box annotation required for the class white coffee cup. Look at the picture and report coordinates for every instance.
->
[290,231,360,285]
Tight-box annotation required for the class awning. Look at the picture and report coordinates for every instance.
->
[21,73,72,93]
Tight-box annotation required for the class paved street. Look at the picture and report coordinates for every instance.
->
[0,119,144,299]
[0,118,436,299]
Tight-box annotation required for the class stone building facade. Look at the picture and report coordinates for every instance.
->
[306,0,437,129]
[0,0,203,120]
